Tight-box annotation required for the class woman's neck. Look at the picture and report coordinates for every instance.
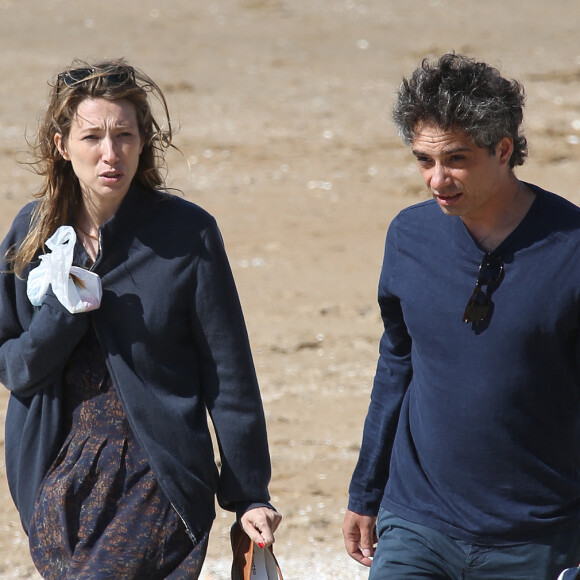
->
[74,191,127,261]
[76,188,127,233]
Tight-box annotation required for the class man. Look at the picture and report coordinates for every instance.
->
[342,52,580,579]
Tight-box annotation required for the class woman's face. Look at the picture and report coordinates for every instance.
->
[55,97,144,208]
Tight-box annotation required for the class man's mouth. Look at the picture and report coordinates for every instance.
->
[434,190,461,199]
[433,191,462,206]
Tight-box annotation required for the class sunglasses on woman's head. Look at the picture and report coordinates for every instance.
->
[56,66,136,92]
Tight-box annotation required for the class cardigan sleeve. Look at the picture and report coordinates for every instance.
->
[189,218,272,512]
[0,209,89,397]
[347,220,413,515]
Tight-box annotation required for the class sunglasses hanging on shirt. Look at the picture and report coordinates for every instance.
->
[463,253,504,325]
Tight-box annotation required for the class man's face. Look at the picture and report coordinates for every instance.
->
[411,121,513,225]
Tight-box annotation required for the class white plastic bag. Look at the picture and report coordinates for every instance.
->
[27,226,102,314]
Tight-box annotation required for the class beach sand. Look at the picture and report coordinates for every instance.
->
[1,1,580,577]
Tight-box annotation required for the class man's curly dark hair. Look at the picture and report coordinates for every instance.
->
[393,52,527,168]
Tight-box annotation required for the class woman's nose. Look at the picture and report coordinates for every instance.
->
[102,137,119,163]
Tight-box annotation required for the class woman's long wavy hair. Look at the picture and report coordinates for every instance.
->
[10,58,173,277]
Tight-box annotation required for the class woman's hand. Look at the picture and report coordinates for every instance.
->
[240,506,282,548]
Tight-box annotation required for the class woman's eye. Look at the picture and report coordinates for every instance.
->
[114,129,137,139]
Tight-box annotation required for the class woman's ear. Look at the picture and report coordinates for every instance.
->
[54,133,70,160]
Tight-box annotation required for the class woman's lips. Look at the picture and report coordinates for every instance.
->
[100,171,123,183]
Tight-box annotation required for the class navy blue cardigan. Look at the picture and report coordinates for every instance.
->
[0,184,272,539]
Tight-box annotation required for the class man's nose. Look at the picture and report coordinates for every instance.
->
[429,163,451,190]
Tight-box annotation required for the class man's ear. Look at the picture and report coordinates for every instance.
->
[496,137,514,167]
[54,133,70,160]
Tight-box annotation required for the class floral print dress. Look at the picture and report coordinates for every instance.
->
[28,328,209,579]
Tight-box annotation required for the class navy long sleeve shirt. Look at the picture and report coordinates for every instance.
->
[349,184,580,544]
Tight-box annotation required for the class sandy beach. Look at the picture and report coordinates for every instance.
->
[1,1,580,577]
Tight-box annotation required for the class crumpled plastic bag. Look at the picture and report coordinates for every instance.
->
[27,225,102,314]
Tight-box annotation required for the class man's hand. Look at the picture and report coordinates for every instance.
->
[240,507,282,548]
[342,509,378,567]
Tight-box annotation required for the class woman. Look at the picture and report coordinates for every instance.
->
[0,59,281,578]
